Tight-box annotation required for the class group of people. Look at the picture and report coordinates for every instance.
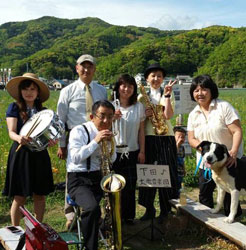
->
[2,53,243,250]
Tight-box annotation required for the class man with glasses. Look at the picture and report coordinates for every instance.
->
[66,100,116,250]
[56,54,107,229]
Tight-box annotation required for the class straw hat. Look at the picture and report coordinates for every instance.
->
[6,73,50,102]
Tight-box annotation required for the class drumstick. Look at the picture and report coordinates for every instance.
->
[15,117,41,152]
[16,119,41,152]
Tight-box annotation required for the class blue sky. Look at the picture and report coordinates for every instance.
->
[1,0,246,30]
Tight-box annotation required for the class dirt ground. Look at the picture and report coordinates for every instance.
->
[119,188,246,250]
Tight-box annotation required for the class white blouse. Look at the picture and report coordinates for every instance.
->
[114,102,145,152]
[187,99,243,165]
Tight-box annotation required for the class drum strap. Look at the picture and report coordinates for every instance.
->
[15,232,25,250]
[82,124,91,171]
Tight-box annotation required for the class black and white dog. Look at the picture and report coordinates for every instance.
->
[198,141,246,223]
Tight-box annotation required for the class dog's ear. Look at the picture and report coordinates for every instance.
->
[196,141,210,150]
[221,144,230,157]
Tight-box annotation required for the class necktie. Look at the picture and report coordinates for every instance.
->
[85,84,93,121]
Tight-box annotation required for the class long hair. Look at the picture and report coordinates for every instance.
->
[112,74,137,106]
[17,80,43,122]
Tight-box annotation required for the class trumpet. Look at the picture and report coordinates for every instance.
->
[112,91,128,149]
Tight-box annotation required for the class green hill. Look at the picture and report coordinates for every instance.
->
[0,16,245,87]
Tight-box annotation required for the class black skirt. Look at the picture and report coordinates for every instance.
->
[138,135,179,208]
[2,141,54,197]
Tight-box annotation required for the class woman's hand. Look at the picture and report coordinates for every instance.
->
[225,119,242,168]
[223,156,237,168]
[223,149,237,168]
[138,152,145,164]
[113,109,122,120]
[18,135,31,145]
[164,80,177,96]
[145,107,153,118]
[48,139,58,147]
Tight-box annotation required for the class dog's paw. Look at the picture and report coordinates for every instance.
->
[223,217,234,224]
[210,208,219,214]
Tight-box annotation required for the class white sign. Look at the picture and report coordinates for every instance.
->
[173,84,196,114]
[137,164,171,188]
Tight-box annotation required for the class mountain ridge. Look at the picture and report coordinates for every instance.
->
[0,16,245,87]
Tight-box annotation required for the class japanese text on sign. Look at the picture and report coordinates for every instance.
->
[137,164,171,188]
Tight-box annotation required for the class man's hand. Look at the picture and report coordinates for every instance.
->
[57,147,67,160]
[94,130,113,144]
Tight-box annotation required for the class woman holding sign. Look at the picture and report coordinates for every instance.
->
[138,63,178,224]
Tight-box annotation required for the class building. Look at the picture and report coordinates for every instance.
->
[52,79,69,90]
[176,75,192,85]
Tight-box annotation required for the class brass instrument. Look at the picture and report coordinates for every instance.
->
[137,80,168,135]
[112,91,128,149]
[100,138,126,250]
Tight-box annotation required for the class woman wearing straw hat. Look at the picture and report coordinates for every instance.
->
[2,73,55,226]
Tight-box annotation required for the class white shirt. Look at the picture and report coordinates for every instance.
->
[114,102,145,152]
[187,99,243,165]
[66,121,116,172]
[149,87,162,105]
[57,78,107,147]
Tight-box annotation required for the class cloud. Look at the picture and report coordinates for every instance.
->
[0,0,245,30]
[149,14,215,30]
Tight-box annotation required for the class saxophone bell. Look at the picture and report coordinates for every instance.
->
[100,138,125,250]
[101,174,126,193]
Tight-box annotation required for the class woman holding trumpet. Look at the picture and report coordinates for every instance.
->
[3,73,55,226]
[112,74,145,225]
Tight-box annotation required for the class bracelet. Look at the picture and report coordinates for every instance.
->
[164,94,171,98]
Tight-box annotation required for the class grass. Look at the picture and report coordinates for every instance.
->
[0,89,246,249]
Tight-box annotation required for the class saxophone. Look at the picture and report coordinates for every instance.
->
[100,138,126,250]
[137,80,168,135]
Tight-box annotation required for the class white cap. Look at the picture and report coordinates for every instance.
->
[76,54,96,65]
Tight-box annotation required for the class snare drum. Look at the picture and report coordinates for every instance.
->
[19,109,65,151]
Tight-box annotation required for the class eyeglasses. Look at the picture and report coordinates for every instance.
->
[94,113,114,120]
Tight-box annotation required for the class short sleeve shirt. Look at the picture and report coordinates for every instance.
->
[6,103,23,133]
[187,99,243,163]
[115,102,145,152]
